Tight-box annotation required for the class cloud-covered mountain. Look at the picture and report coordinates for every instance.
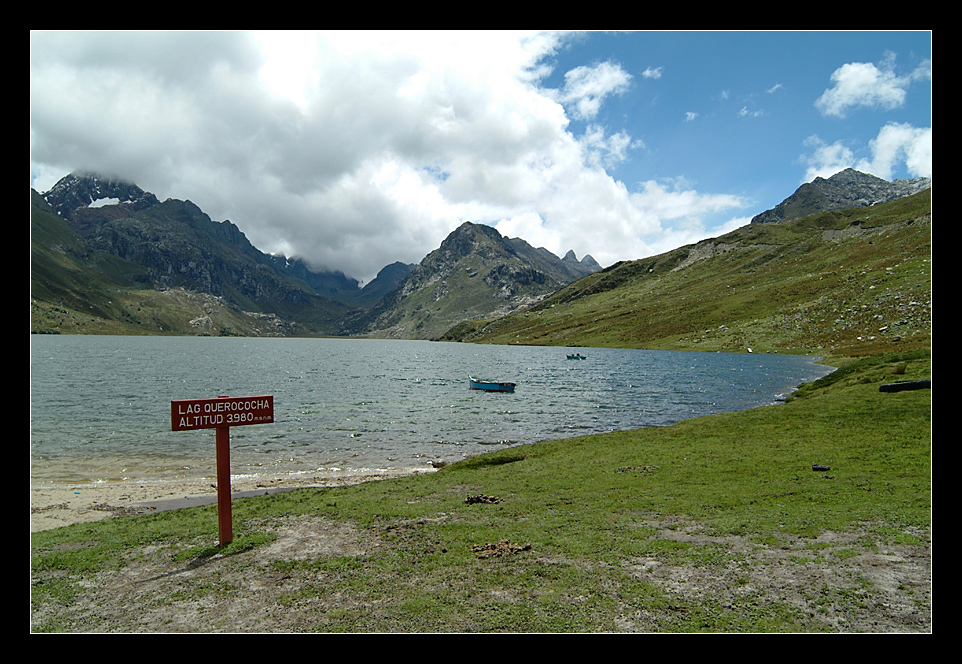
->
[32,173,600,338]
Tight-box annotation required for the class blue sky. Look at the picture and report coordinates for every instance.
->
[30,31,931,284]
[544,31,931,208]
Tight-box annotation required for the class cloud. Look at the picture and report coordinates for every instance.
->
[857,122,932,180]
[553,60,633,121]
[800,121,932,182]
[815,53,931,118]
[494,175,750,270]
[497,176,751,268]
[800,136,858,182]
[579,125,643,169]
[29,31,750,283]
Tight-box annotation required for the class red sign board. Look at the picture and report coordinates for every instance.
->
[171,395,274,431]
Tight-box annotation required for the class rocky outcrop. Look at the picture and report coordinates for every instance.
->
[564,249,603,274]
[752,168,931,224]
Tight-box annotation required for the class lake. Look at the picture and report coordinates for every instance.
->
[30,335,835,488]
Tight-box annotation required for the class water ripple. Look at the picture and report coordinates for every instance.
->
[31,336,834,484]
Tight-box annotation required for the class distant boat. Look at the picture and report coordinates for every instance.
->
[469,376,517,392]
[566,353,587,360]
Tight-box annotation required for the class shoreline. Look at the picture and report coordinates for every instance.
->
[30,467,435,533]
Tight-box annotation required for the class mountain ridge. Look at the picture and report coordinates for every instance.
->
[32,169,930,351]
[751,168,931,225]
[34,174,355,335]
[31,173,600,337]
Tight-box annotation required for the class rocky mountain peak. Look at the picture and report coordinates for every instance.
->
[43,171,160,222]
[434,221,504,262]
[564,250,602,272]
[751,168,931,225]
[338,220,602,339]
[33,174,604,339]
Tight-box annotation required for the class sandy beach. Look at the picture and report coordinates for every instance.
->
[30,468,434,534]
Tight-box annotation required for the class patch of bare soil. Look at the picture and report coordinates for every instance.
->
[31,515,384,633]
[471,539,532,559]
[618,516,931,632]
[31,514,930,633]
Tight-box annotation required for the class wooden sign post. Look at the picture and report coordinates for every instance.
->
[170,395,274,546]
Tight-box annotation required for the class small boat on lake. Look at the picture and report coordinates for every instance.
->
[566,353,587,360]
[469,376,517,392]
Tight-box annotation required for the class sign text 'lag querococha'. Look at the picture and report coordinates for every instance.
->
[171,395,274,431]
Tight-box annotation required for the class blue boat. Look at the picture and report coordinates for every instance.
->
[469,376,516,392]
[566,353,587,360]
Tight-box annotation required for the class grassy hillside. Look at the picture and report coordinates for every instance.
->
[448,191,931,360]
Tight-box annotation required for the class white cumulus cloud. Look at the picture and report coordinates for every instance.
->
[815,53,931,118]
[28,31,760,283]
[553,60,633,121]
[800,121,932,183]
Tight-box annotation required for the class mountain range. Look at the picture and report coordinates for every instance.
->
[31,172,599,337]
[30,169,930,352]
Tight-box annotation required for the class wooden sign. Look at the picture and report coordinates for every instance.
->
[170,394,274,546]
[171,395,273,431]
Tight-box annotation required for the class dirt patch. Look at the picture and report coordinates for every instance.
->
[470,539,532,559]
[31,514,384,633]
[620,517,930,632]
[256,516,375,561]
[31,510,930,633]
[30,470,429,533]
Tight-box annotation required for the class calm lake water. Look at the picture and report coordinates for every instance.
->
[30,335,835,488]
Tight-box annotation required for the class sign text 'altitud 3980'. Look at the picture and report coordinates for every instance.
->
[169,394,274,547]
[170,395,274,431]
